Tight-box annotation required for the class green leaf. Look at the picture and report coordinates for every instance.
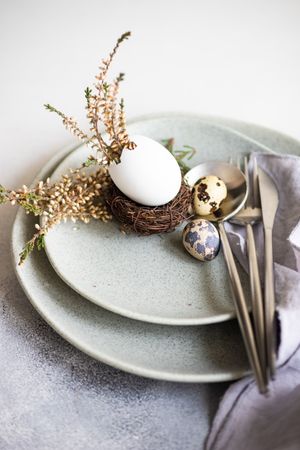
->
[0,185,7,204]
[19,240,35,265]
[118,31,131,44]
[117,73,125,83]
[44,104,65,119]
[162,139,196,175]
[103,82,110,93]
[84,87,92,100]
[37,234,45,251]
[183,145,197,160]
[19,200,42,215]
[84,158,96,168]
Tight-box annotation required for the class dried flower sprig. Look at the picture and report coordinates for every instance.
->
[0,30,199,265]
[1,137,195,264]
[45,31,136,165]
[1,168,112,264]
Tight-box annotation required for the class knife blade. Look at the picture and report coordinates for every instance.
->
[258,168,279,229]
[257,166,279,381]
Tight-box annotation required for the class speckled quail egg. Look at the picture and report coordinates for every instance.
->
[193,175,227,216]
[182,219,220,261]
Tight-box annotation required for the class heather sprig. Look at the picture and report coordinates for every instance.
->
[1,133,195,264]
[2,169,112,264]
[45,32,136,165]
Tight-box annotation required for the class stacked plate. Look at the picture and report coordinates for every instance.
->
[12,114,300,383]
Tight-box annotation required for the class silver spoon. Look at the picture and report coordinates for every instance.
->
[184,161,267,394]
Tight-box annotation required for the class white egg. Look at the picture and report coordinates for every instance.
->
[108,135,182,206]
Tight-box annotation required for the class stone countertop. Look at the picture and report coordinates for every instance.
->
[0,200,227,450]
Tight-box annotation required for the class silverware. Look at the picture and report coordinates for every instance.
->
[258,166,279,380]
[230,156,266,382]
[185,162,267,393]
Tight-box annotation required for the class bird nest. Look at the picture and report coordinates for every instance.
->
[105,182,192,235]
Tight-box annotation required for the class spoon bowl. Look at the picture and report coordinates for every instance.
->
[184,161,248,221]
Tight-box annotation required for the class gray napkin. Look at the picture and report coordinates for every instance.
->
[206,153,300,450]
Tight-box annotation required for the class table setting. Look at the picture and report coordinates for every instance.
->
[2,28,300,450]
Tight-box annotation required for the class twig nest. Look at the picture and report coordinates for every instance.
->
[105,181,192,235]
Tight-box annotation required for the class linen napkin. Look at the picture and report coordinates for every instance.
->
[206,153,300,450]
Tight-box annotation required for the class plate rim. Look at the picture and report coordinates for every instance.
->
[10,113,300,382]
[11,146,249,382]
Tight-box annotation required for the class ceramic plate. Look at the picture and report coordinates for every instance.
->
[42,117,274,325]
[12,140,249,382]
[12,114,300,381]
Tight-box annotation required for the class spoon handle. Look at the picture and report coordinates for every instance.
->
[219,223,267,394]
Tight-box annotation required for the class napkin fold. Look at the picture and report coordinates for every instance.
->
[206,153,300,450]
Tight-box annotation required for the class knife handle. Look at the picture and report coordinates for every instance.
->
[246,224,265,372]
[264,227,277,380]
[219,223,267,394]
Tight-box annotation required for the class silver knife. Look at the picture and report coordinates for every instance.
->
[257,166,279,381]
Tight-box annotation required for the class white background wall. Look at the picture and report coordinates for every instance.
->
[1,0,300,186]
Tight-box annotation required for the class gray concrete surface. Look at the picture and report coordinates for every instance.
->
[0,200,226,450]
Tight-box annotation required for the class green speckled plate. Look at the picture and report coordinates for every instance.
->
[42,116,272,325]
[12,114,300,381]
